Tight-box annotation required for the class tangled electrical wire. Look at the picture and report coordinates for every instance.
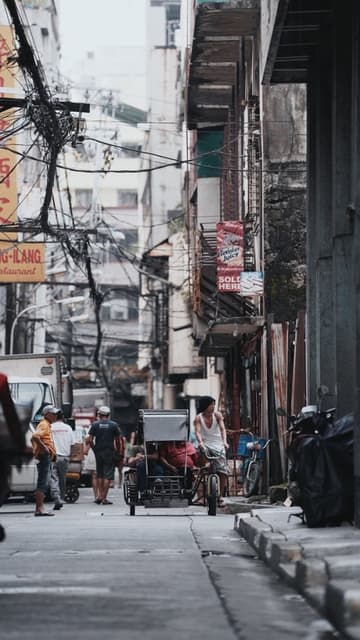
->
[27,99,75,148]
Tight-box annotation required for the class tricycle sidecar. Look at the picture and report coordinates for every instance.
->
[123,409,222,516]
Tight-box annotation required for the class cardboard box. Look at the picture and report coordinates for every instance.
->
[70,442,84,461]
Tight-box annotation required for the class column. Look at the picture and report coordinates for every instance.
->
[332,6,354,417]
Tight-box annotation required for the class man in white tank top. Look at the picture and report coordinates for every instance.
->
[194,396,229,504]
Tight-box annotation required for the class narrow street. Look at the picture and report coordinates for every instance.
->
[0,490,338,640]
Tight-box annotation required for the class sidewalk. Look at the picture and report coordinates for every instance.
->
[232,501,360,639]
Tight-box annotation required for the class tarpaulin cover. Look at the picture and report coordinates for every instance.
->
[291,414,354,527]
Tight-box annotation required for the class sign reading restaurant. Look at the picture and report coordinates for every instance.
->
[0,24,44,282]
[0,243,44,282]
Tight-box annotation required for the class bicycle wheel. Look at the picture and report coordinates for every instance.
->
[243,461,261,497]
[207,474,217,516]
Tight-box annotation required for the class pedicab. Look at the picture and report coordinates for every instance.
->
[123,409,223,516]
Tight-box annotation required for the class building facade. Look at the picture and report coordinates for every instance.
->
[261,0,360,521]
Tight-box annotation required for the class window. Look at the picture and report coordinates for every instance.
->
[74,189,92,208]
[101,299,129,322]
[166,4,180,47]
[117,190,138,208]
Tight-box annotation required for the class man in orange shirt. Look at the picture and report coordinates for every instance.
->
[31,405,57,516]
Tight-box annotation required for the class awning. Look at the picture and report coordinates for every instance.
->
[187,1,259,127]
[262,0,333,84]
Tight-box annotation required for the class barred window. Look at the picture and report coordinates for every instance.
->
[74,189,92,208]
[117,190,138,208]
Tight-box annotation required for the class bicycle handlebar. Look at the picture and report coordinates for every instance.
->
[199,445,223,460]
[246,438,272,452]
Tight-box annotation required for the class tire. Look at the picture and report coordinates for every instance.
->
[207,475,217,516]
[129,482,137,516]
[64,485,79,503]
[123,479,129,505]
[243,461,261,497]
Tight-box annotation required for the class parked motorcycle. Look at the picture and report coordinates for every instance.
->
[277,389,354,527]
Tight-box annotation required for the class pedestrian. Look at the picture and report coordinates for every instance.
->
[131,442,164,498]
[0,373,27,539]
[31,405,58,516]
[50,410,75,509]
[85,406,121,505]
[193,396,229,505]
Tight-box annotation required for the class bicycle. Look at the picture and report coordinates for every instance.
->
[242,438,271,498]
[192,445,225,516]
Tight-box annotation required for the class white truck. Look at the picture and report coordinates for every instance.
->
[0,353,71,496]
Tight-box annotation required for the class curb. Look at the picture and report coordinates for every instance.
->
[234,509,360,639]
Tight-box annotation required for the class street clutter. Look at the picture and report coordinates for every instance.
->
[234,503,360,640]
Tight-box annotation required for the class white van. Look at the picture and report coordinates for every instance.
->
[7,376,57,498]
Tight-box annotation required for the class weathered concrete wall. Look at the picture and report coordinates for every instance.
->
[262,85,307,323]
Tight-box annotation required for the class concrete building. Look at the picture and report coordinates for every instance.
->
[49,42,148,431]
[0,0,62,355]
[261,0,360,522]
[182,0,307,475]
[138,0,202,410]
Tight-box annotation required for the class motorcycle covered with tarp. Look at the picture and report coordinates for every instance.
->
[288,412,354,527]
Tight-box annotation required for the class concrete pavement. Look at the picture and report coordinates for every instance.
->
[1,489,341,640]
[232,500,360,639]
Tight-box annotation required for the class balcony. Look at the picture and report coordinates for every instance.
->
[187,0,259,128]
[261,0,333,84]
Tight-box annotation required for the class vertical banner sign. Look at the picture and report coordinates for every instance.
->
[0,25,44,283]
[216,221,244,292]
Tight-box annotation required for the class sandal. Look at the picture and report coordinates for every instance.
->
[34,511,55,517]
[101,499,113,505]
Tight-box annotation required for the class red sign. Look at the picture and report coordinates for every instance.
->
[216,221,244,292]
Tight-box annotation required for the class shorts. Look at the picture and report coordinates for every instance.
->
[212,455,228,475]
[199,449,228,475]
[95,448,115,480]
[36,454,51,493]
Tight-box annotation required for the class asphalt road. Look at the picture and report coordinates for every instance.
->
[0,488,340,640]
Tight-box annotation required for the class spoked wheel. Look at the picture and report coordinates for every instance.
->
[243,461,261,497]
[64,485,79,503]
[207,474,217,516]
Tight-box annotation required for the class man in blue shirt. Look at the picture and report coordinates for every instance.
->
[86,406,121,505]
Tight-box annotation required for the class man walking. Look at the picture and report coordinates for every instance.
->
[86,406,121,505]
[31,405,58,516]
[50,410,75,509]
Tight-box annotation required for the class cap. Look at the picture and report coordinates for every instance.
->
[42,405,60,416]
[98,405,110,415]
